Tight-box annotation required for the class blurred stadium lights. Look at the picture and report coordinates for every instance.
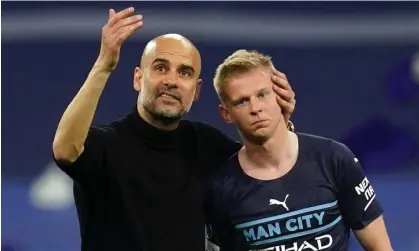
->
[412,52,419,84]
[2,9,419,45]
[28,162,74,211]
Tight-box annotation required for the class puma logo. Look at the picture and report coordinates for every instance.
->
[269,194,289,211]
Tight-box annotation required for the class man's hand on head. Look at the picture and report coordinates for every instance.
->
[271,68,296,131]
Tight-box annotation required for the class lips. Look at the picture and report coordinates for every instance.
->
[158,91,180,101]
[252,119,268,125]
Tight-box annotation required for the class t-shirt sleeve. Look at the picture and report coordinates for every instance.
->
[53,126,109,187]
[331,141,384,230]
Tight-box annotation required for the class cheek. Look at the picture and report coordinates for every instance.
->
[142,78,158,93]
[142,86,159,101]
[141,83,152,95]
[268,96,281,112]
[232,110,250,125]
[148,70,160,79]
[181,83,197,97]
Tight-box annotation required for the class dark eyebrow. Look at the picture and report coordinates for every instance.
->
[152,58,196,75]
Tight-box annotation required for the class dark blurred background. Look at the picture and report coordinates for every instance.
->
[2,1,419,251]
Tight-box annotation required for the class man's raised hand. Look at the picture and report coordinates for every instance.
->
[97,7,144,72]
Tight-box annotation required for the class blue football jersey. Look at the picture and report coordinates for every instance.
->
[205,133,383,251]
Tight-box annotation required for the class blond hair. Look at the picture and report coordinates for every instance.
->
[213,49,273,103]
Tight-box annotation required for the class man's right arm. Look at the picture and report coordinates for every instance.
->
[53,7,142,162]
[52,7,143,184]
[52,64,111,163]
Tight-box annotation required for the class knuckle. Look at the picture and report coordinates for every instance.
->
[110,16,118,24]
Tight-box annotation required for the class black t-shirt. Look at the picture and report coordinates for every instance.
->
[205,133,383,251]
[53,108,241,251]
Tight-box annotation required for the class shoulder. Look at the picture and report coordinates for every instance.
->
[298,132,353,160]
[87,114,136,143]
[298,133,359,182]
[205,153,240,192]
[89,121,122,137]
[174,120,218,145]
[297,133,360,191]
[187,120,225,136]
[84,124,118,144]
[298,133,357,176]
[90,123,118,135]
[190,121,241,145]
[188,120,241,150]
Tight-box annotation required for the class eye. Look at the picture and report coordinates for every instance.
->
[180,70,192,77]
[258,92,269,98]
[236,99,248,106]
[155,65,166,72]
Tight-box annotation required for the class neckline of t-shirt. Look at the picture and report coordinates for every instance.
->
[234,132,306,184]
[123,106,183,148]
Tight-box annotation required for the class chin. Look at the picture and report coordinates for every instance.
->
[145,103,184,121]
[154,100,182,112]
[243,130,271,144]
[253,133,270,141]
[159,108,184,118]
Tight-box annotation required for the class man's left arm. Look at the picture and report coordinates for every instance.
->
[353,216,392,251]
[332,141,393,251]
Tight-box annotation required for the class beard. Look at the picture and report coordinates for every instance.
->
[143,100,186,125]
[141,89,188,125]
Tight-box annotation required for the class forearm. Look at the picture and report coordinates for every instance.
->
[53,61,111,162]
[361,245,393,251]
[354,216,393,251]
[365,248,393,251]
[359,239,393,251]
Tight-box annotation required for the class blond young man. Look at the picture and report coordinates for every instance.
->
[204,50,392,251]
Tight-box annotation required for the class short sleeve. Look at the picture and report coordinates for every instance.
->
[53,126,109,187]
[332,141,384,230]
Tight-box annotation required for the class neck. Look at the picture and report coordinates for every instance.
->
[137,104,180,131]
[242,124,294,169]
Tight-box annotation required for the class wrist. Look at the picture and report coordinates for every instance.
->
[93,58,114,74]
